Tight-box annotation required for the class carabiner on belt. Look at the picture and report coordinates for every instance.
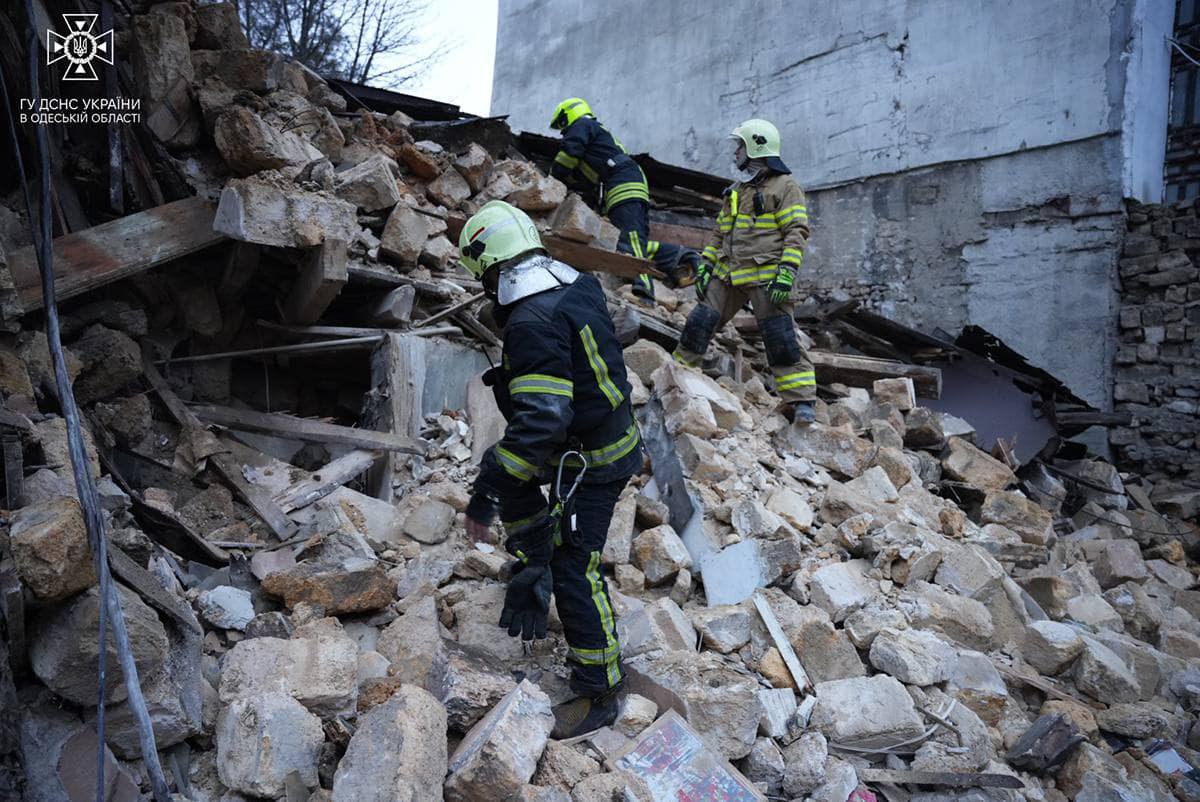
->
[552,450,588,544]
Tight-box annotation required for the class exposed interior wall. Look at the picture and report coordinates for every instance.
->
[1111,200,1200,480]
[802,136,1126,408]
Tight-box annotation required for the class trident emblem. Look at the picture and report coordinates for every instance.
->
[47,14,114,81]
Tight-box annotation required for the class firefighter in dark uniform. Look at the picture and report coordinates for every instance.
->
[548,97,696,304]
[459,200,642,738]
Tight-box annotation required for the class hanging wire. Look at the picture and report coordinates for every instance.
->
[1170,37,1200,69]
[2,5,171,799]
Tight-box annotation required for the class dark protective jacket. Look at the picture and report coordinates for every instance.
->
[476,273,642,499]
[549,116,649,214]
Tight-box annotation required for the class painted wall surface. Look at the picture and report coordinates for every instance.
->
[493,0,1174,406]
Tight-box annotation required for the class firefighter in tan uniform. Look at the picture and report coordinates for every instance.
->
[671,119,818,423]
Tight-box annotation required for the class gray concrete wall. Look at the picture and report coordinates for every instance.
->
[803,135,1126,408]
[493,0,1173,407]
[1120,0,1175,203]
[494,0,1167,190]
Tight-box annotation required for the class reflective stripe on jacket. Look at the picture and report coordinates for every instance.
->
[702,171,810,287]
[477,273,642,495]
[549,116,649,213]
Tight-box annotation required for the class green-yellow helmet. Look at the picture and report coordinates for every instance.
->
[550,97,592,130]
[458,200,543,279]
[730,118,781,159]
[730,118,790,174]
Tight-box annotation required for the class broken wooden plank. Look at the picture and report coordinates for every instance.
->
[256,320,461,339]
[415,291,485,328]
[363,333,424,501]
[857,768,1024,790]
[631,312,683,351]
[452,310,502,349]
[809,350,942,399]
[211,437,298,541]
[141,349,295,540]
[275,449,381,512]
[752,593,811,692]
[547,234,667,281]
[284,237,349,324]
[346,264,464,300]
[189,403,423,454]
[157,336,383,365]
[6,196,225,313]
[109,546,202,635]
[648,220,711,251]
[993,658,1104,710]
[2,428,22,510]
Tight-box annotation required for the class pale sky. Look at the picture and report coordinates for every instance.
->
[394,0,498,117]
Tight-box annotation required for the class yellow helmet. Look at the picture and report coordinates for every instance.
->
[729,118,790,174]
[550,97,592,130]
[457,200,543,279]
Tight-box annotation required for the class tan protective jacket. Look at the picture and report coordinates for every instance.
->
[701,171,810,286]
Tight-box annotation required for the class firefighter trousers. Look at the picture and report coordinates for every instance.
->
[501,477,629,697]
[672,279,817,403]
[607,199,694,301]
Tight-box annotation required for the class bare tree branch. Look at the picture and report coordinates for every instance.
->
[234,0,444,89]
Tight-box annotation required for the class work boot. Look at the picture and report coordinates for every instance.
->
[792,400,816,425]
[551,694,620,740]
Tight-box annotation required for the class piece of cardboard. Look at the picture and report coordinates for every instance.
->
[610,710,766,802]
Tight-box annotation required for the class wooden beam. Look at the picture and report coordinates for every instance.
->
[274,449,381,512]
[211,436,299,540]
[108,546,202,635]
[753,593,811,692]
[284,238,349,324]
[363,334,424,500]
[415,291,485,328]
[856,769,1023,790]
[6,197,225,313]
[140,348,296,541]
[189,403,423,454]
[257,320,461,339]
[157,336,383,365]
[346,265,463,300]
[452,310,503,348]
[542,234,667,281]
[809,351,942,399]
[648,220,711,251]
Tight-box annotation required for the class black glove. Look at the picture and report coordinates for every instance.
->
[499,562,553,641]
[465,491,500,527]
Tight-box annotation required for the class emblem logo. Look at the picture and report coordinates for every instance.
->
[47,14,114,81]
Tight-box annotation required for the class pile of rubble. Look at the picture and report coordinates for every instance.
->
[0,3,1199,802]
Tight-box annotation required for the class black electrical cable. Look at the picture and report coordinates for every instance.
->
[3,4,171,800]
